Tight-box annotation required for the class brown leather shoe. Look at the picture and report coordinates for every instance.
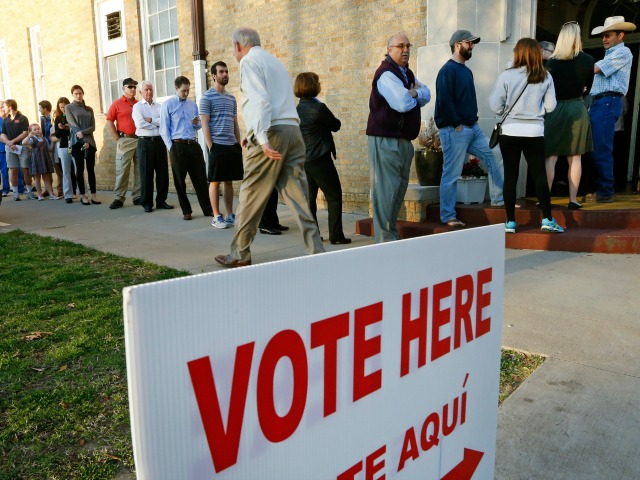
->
[183,213,192,220]
[215,254,252,268]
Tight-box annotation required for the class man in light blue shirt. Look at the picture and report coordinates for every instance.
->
[587,16,636,203]
[160,76,213,220]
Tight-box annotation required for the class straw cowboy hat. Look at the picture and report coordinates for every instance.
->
[591,16,637,35]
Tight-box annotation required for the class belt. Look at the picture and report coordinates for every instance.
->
[138,136,162,141]
[592,91,623,101]
[173,138,198,144]
[118,132,138,139]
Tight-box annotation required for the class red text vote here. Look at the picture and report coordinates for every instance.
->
[187,267,493,474]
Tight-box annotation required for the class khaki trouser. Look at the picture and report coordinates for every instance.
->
[230,125,324,261]
[113,137,140,202]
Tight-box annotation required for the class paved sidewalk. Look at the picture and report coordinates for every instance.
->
[1,192,638,479]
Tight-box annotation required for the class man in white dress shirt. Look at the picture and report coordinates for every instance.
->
[215,27,324,268]
[132,81,173,212]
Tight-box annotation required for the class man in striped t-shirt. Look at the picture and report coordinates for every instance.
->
[199,61,244,229]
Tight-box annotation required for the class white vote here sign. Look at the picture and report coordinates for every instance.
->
[124,224,504,479]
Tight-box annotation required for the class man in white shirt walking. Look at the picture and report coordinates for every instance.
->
[215,27,324,267]
[132,81,173,212]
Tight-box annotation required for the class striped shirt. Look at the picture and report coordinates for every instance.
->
[199,89,237,146]
[590,42,633,96]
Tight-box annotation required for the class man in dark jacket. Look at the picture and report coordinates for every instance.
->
[435,29,504,227]
[366,33,430,243]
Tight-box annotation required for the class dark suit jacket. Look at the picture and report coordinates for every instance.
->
[296,98,341,162]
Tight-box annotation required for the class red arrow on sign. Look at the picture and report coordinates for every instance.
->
[441,448,484,480]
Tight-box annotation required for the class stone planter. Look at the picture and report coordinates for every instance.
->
[414,148,443,186]
[456,177,487,204]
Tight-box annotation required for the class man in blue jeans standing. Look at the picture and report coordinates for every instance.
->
[435,29,504,227]
[586,16,636,203]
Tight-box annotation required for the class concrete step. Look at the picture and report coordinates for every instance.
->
[355,196,640,254]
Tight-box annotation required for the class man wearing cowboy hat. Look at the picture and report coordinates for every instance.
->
[586,16,636,203]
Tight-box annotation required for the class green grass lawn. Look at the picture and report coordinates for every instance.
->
[0,230,544,479]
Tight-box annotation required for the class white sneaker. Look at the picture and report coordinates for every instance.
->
[49,195,60,200]
[211,214,229,229]
[225,213,236,226]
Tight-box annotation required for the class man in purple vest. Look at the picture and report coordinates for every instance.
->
[366,33,430,243]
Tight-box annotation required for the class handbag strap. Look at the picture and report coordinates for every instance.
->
[499,82,529,123]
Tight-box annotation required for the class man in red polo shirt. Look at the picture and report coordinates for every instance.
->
[107,77,141,209]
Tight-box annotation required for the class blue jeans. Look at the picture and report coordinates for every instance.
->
[0,151,8,193]
[438,124,504,223]
[589,96,622,197]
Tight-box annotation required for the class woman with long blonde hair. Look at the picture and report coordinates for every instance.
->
[490,38,563,233]
[544,22,595,209]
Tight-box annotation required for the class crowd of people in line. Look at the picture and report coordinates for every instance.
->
[0,27,352,267]
[370,15,634,240]
[1,16,634,261]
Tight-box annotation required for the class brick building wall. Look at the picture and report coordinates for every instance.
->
[2,0,427,213]
[199,0,427,213]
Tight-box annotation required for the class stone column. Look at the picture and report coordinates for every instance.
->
[418,0,538,197]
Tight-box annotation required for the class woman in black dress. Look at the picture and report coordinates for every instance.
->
[294,72,350,244]
[544,22,595,209]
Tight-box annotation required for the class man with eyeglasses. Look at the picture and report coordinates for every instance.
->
[107,77,141,209]
[366,33,430,243]
[435,29,504,228]
[585,16,636,203]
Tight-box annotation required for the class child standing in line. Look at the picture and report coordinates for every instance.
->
[22,123,58,200]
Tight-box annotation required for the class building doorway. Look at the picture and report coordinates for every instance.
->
[536,0,640,194]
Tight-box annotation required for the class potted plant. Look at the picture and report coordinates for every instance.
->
[415,118,443,186]
[457,157,488,204]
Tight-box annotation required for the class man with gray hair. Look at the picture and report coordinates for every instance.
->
[366,33,430,242]
[540,41,555,64]
[215,27,324,267]
[133,80,172,212]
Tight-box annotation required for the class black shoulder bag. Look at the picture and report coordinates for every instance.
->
[489,83,529,149]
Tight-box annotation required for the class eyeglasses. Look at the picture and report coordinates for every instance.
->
[563,21,579,27]
[125,85,137,89]
[390,43,412,50]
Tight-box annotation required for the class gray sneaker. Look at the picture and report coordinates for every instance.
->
[13,193,21,201]
[225,213,236,226]
[26,191,38,200]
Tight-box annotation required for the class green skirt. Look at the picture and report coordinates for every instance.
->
[544,97,592,156]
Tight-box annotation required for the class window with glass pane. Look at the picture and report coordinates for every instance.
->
[147,0,179,98]
[0,44,8,99]
[104,53,128,105]
[29,26,45,103]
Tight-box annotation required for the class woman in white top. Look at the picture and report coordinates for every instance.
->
[490,37,563,234]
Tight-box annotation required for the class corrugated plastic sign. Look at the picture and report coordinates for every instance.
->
[124,224,504,479]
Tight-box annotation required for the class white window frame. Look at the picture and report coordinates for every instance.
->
[140,0,180,102]
[95,0,128,112]
[0,40,10,99]
[104,53,129,108]
[29,25,46,109]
